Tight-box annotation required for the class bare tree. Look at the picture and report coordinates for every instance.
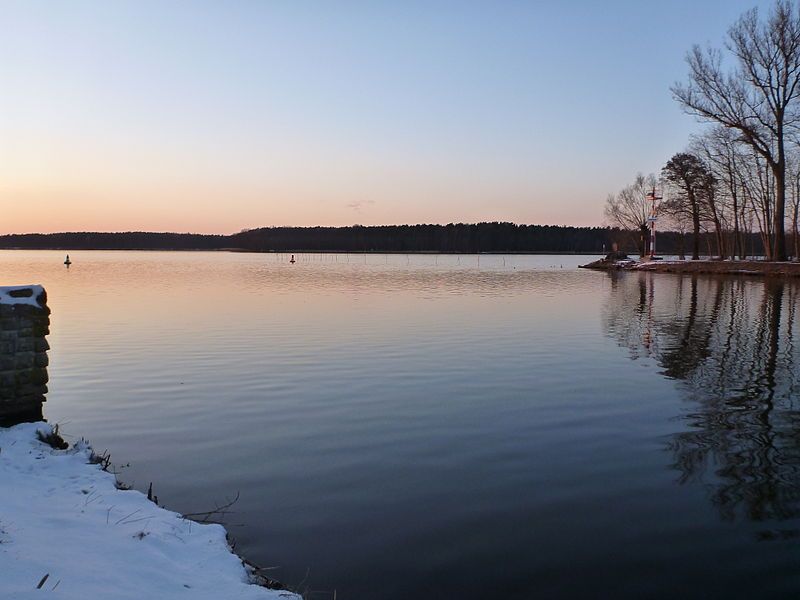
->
[662,153,715,260]
[604,173,657,257]
[741,149,777,258]
[692,127,747,259]
[787,147,800,258]
[672,1,800,261]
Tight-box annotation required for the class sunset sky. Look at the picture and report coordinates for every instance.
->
[1,0,765,234]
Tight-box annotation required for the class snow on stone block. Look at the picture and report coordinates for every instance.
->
[0,285,47,308]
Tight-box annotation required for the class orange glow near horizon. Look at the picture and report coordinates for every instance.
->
[0,164,611,234]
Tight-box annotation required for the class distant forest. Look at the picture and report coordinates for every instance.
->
[0,223,769,256]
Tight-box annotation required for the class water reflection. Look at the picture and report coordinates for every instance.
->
[605,272,800,529]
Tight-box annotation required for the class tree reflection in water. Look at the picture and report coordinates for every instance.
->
[604,272,800,534]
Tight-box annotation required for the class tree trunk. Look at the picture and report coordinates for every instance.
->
[772,135,787,261]
[774,174,787,260]
[732,195,740,260]
[730,156,740,260]
[793,174,800,260]
[704,188,724,258]
[638,224,649,258]
[761,229,771,259]
[691,193,701,260]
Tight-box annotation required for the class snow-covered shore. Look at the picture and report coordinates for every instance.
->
[0,422,298,599]
[580,257,800,277]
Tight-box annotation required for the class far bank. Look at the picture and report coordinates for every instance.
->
[581,257,800,278]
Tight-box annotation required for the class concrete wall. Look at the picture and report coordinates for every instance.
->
[0,286,50,422]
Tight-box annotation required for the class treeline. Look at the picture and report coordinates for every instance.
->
[0,224,765,255]
[233,224,614,253]
[0,232,227,250]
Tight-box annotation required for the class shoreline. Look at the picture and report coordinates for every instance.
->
[0,422,299,599]
[581,258,800,277]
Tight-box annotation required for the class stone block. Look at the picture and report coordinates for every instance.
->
[0,285,50,421]
[14,352,35,369]
[15,338,35,352]
[0,318,18,331]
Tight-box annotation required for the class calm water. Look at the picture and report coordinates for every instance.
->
[3,251,800,599]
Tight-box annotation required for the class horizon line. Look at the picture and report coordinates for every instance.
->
[0,222,616,237]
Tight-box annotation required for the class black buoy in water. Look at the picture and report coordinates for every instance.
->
[290,254,296,264]
[64,254,72,267]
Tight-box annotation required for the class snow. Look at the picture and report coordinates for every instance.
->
[0,422,298,600]
[0,285,46,307]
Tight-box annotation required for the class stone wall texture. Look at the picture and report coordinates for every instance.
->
[0,287,50,421]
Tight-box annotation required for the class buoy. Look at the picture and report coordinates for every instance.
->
[290,254,296,264]
[64,254,72,267]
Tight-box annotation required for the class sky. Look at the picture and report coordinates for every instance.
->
[0,0,772,234]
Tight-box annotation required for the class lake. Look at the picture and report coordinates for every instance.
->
[2,250,799,599]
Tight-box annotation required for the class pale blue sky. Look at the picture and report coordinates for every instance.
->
[0,0,768,233]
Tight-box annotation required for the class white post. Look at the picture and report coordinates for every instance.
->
[647,187,662,258]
